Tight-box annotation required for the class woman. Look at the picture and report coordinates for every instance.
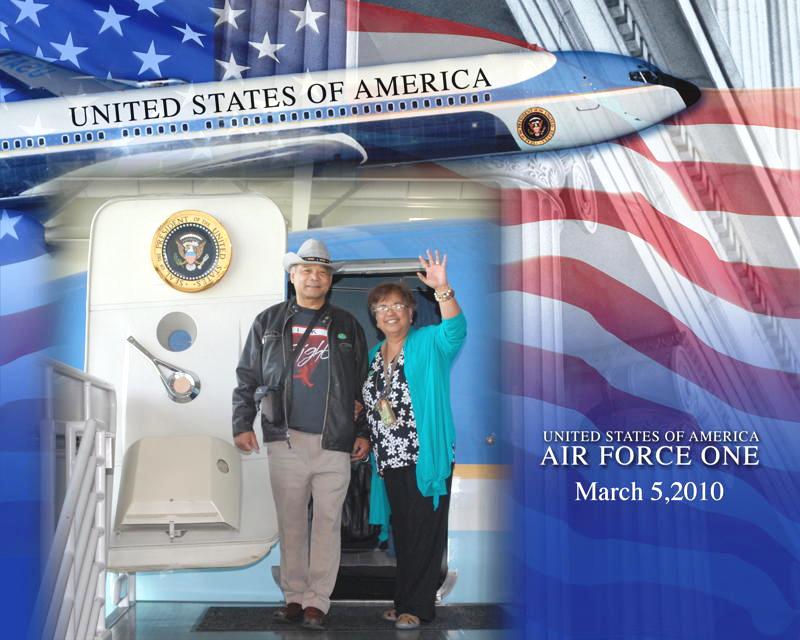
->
[362,250,466,630]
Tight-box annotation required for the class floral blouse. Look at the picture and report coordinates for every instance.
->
[362,349,419,475]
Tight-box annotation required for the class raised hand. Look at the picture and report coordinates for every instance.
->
[417,249,449,289]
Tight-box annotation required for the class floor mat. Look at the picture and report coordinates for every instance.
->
[194,603,509,631]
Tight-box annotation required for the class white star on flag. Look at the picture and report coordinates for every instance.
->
[11,0,48,27]
[211,0,246,29]
[0,21,9,40]
[50,33,88,69]
[133,41,170,76]
[34,46,56,62]
[95,5,130,36]
[20,115,55,136]
[249,32,284,62]
[0,83,15,102]
[290,1,326,33]
[0,211,22,240]
[216,53,249,80]
[134,0,164,16]
[174,23,205,46]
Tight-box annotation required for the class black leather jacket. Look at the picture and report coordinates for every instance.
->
[232,299,368,452]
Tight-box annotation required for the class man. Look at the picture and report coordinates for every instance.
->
[232,238,369,630]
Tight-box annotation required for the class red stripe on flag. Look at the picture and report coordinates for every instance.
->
[617,134,799,217]
[665,89,800,129]
[503,340,699,430]
[347,0,542,51]
[501,188,800,318]
[0,303,57,365]
[504,257,800,422]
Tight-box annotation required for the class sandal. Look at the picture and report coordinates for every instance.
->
[382,608,397,621]
[395,613,421,630]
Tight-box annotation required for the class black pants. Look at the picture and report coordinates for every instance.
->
[383,464,452,622]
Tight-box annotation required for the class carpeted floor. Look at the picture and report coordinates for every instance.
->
[194,604,509,632]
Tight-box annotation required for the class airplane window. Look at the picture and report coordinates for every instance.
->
[157,125,165,134]
[98,131,105,140]
[86,132,93,142]
[327,108,334,117]
[459,96,467,104]
[315,110,322,118]
[351,106,358,115]
[303,112,310,120]
[291,112,298,121]
[257,115,265,124]
[2,141,9,150]
[471,94,479,103]
[133,128,141,136]
[375,104,382,113]
[37,137,46,146]
[242,117,249,125]
[145,126,153,135]
[399,102,406,110]
[423,99,430,107]
[169,124,177,133]
[483,93,491,101]
[279,113,286,122]
[61,135,69,144]
[364,105,371,114]
[412,100,419,109]
[14,139,22,148]
[387,103,394,112]
[339,107,346,116]
[218,119,225,128]
[181,123,189,131]
[74,134,81,143]
[26,138,33,147]
[435,98,443,106]
[205,121,212,129]
[448,97,455,105]
[231,118,238,127]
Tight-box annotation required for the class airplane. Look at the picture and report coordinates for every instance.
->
[0,48,700,198]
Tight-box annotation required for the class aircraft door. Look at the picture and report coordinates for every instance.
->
[85,193,286,571]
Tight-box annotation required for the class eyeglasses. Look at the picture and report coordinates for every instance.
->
[373,303,408,315]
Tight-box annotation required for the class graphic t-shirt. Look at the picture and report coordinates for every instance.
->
[288,308,329,433]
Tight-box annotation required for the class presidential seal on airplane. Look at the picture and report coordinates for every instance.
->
[151,210,232,292]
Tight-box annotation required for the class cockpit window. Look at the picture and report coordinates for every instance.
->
[629,70,658,83]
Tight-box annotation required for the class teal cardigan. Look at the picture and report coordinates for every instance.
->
[368,312,467,538]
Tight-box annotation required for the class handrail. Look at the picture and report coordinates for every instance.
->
[31,410,112,640]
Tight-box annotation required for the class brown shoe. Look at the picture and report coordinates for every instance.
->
[302,606,326,630]
[273,602,303,623]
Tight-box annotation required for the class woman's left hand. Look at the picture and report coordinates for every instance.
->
[417,249,448,289]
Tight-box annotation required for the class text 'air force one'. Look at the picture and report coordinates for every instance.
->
[0,49,700,197]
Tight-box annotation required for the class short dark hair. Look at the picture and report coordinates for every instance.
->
[367,281,416,315]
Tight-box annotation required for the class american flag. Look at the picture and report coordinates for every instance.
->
[2,1,798,639]
[494,92,800,636]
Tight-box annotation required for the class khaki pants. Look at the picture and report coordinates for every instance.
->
[267,429,351,613]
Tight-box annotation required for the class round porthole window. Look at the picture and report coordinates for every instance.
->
[156,312,197,352]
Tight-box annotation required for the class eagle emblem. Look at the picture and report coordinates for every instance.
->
[151,210,232,292]
[175,233,209,272]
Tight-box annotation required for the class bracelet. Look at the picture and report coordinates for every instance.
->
[434,287,455,302]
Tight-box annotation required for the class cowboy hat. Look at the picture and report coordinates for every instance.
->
[282,238,342,273]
